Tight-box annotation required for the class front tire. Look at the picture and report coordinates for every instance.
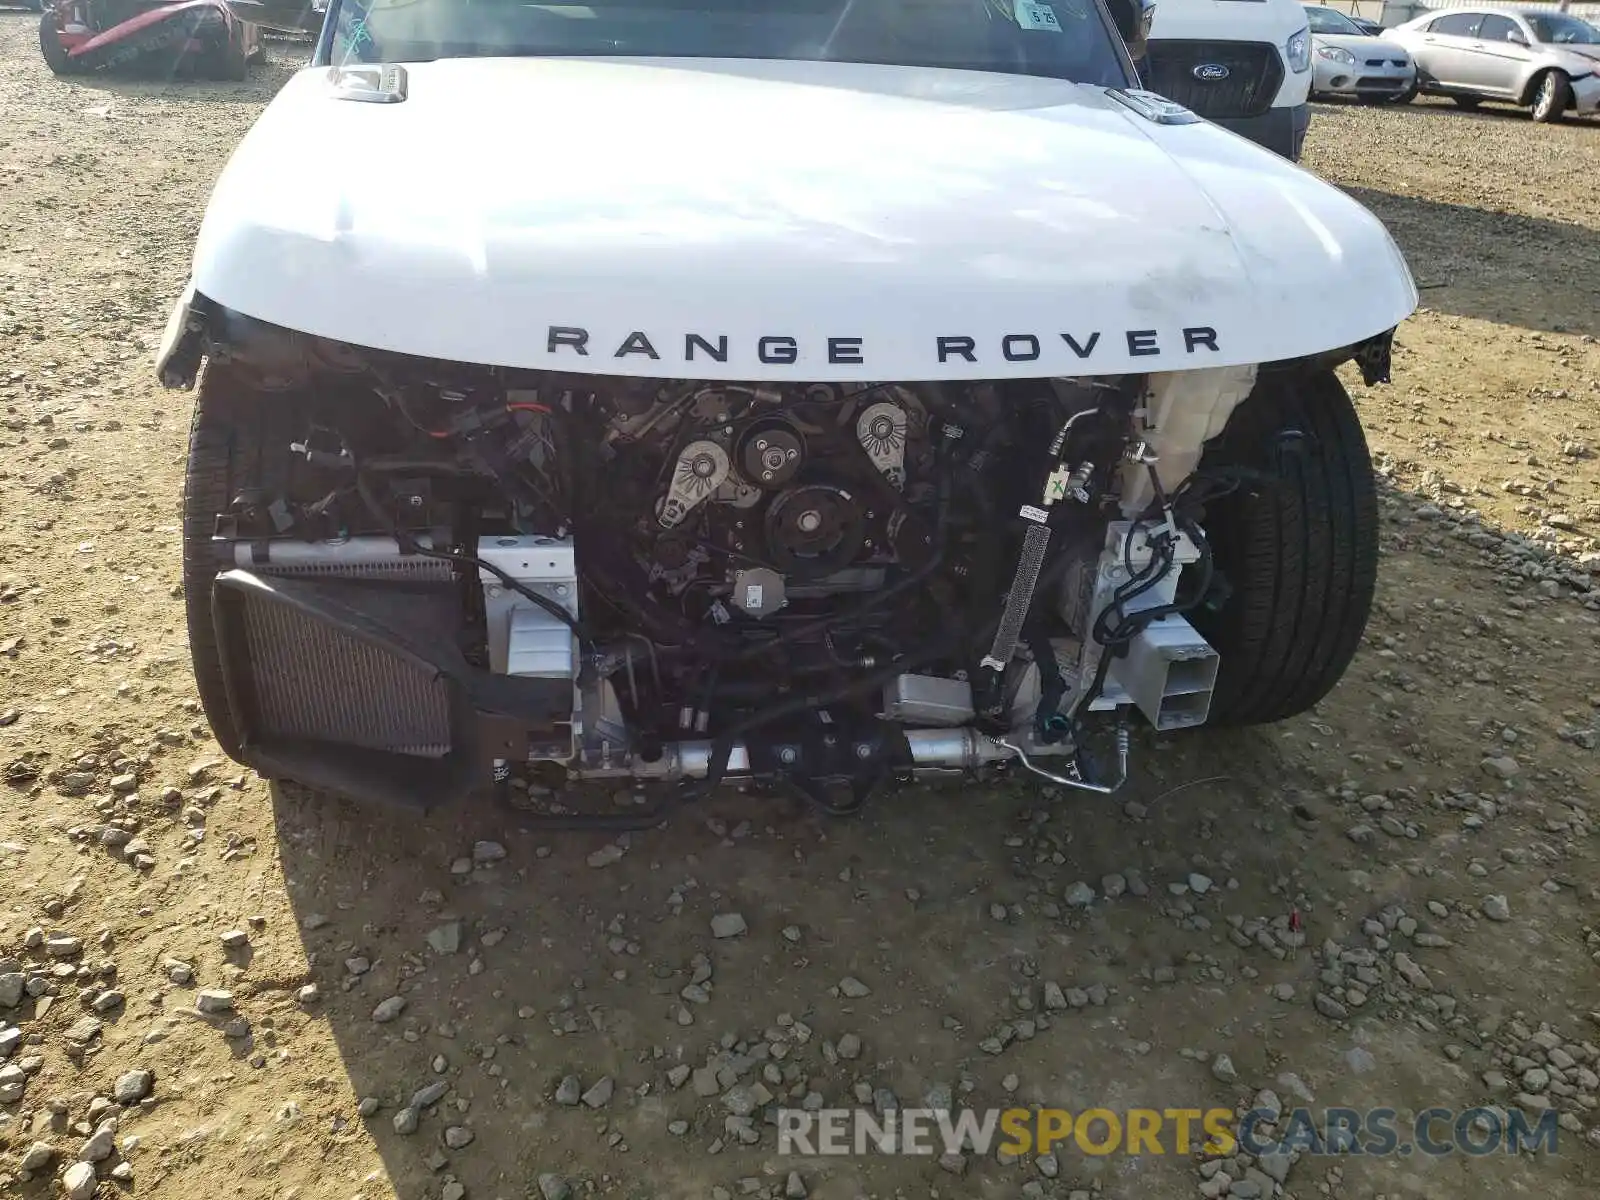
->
[1189,370,1379,727]
[182,364,304,754]
[1531,70,1571,123]
[38,11,81,75]
[206,21,250,80]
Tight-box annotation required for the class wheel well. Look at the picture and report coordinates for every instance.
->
[1520,67,1566,107]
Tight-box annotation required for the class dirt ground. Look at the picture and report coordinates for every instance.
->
[3,19,1600,1200]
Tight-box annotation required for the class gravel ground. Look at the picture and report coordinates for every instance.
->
[3,22,1600,1200]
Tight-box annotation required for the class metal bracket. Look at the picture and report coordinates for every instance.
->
[1353,328,1395,386]
[745,712,910,816]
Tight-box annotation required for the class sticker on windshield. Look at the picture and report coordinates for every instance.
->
[1015,1,1063,31]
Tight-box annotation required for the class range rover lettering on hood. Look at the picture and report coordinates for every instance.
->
[546,326,1222,367]
[182,58,1419,381]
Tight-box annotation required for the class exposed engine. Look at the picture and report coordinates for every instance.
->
[585,380,938,624]
[192,319,1280,822]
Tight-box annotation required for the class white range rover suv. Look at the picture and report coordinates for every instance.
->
[158,0,1415,825]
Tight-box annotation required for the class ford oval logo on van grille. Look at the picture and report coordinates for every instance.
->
[1192,63,1231,81]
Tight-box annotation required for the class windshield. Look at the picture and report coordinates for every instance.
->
[1304,6,1363,36]
[1527,12,1600,43]
[325,0,1135,86]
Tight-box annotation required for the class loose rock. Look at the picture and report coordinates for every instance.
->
[710,913,748,939]
[195,990,234,1014]
[0,1063,27,1103]
[113,1068,153,1104]
[427,922,464,955]
[580,1076,614,1108]
[63,1162,97,1200]
[1063,881,1095,907]
[79,1126,116,1163]
[21,1142,56,1171]
[586,843,625,868]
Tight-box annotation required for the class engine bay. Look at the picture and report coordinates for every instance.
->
[193,317,1275,819]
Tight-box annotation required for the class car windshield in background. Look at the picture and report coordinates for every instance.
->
[328,0,1133,86]
[1527,12,1600,43]
[1304,6,1364,36]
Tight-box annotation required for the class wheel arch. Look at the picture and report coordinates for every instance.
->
[159,291,360,394]
[1519,65,1566,107]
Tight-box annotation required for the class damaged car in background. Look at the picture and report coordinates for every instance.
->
[39,0,264,78]
[156,0,1417,826]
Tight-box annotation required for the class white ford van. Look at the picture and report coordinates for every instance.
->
[1144,0,1314,159]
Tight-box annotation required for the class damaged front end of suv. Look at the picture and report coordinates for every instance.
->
[158,0,1416,825]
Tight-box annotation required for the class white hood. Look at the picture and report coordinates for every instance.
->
[190,57,1416,381]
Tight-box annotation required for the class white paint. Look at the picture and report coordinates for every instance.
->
[1149,0,1315,108]
[186,57,1414,381]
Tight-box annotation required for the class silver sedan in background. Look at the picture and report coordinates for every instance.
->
[1305,5,1418,103]
[1387,6,1600,121]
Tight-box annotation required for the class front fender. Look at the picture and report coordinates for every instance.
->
[1516,65,1547,105]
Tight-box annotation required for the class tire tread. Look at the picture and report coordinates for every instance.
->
[181,366,308,753]
[1192,370,1378,726]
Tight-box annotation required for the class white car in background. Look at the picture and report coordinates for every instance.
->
[1387,6,1600,121]
[1145,0,1314,160]
[1304,4,1418,103]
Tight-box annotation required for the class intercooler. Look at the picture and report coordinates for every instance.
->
[235,592,453,757]
[207,538,571,811]
[227,537,455,757]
